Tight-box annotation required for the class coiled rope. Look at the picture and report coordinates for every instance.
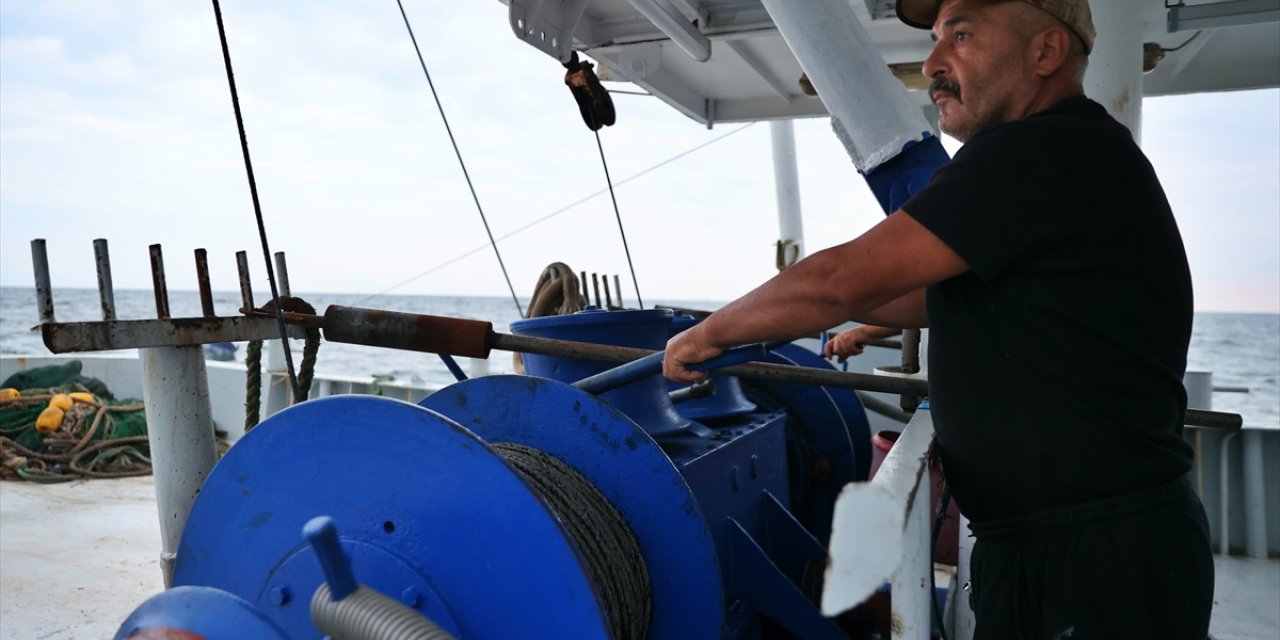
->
[492,443,652,640]
[1,394,149,481]
[513,263,588,374]
[525,262,588,318]
[244,296,322,432]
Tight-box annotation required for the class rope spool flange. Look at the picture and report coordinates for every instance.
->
[175,396,616,639]
[421,375,724,639]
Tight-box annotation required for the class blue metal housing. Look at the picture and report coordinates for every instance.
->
[115,586,288,640]
[512,307,694,436]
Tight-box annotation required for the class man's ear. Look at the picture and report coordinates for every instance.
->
[1030,25,1072,77]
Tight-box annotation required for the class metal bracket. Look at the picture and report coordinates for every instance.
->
[624,0,712,61]
[615,41,664,80]
[1167,0,1280,33]
[727,519,846,639]
[42,317,308,353]
[509,0,589,62]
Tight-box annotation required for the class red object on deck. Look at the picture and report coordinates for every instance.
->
[870,430,960,566]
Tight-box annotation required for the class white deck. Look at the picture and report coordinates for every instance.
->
[1,476,1276,639]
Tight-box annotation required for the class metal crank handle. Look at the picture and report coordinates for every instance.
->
[573,342,786,396]
[308,306,1246,430]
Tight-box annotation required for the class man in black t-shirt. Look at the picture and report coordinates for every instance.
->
[664,0,1213,637]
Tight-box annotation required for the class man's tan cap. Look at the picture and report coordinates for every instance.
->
[896,0,1095,53]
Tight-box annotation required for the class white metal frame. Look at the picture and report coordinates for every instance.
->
[821,408,956,639]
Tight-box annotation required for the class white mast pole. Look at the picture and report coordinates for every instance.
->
[771,120,806,269]
[1084,2,1145,143]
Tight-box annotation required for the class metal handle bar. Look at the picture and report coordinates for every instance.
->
[573,342,784,395]
[301,306,1246,430]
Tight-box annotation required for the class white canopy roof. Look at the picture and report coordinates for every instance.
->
[502,0,1280,126]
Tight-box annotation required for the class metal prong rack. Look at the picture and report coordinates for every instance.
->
[29,238,305,586]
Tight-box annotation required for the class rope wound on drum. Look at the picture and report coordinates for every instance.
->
[493,443,652,640]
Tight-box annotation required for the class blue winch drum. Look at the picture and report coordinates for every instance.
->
[510,307,695,435]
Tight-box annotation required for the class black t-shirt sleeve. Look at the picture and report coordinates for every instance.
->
[901,125,1062,282]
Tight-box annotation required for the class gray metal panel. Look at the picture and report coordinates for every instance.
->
[501,0,1280,125]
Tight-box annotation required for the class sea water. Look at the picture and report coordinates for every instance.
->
[1,287,1276,428]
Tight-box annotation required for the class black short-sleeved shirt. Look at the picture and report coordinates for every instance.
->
[902,96,1195,523]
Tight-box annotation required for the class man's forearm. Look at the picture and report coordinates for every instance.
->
[852,289,927,328]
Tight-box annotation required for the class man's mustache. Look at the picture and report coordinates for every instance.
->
[930,77,961,103]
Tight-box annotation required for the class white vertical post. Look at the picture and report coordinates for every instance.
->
[1084,1,1144,142]
[823,410,936,623]
[771,120,806,268]
[1242,429,1268,558]
[1184,371,1214,410]
[140,346,219,587]
[954,515,976,640]
[1219,431,1240,555]
[891,478,933,639]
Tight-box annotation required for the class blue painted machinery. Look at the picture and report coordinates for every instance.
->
[116,306,883,639]
[115,114,950,640]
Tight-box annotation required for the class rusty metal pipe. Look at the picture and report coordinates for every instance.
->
[94,239,117,321]
[863,338,902,350]
[30,239,55,324]
[614,275,624,307]
[322,306,493,359]
[670,380,716,404]
[900,329,920,375]
[303,306,1245,430]
[43,317,308,353]
[236,251,254,310]
[149,244,170,319]
[195,249,216,317]
[274,251,291,297]
[592,273,602,308]
[604,277,614,309]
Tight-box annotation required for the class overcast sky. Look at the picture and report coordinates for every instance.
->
[1,2,1276,313]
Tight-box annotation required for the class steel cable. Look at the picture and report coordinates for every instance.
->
[395,0,525,318]
[493,442,652,640]
[209,0,301,400]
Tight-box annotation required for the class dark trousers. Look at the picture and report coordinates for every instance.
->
[967,479,1214,640]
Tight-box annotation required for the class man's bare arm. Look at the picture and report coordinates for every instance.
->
[663,210,967,382]
[854,289,927,328]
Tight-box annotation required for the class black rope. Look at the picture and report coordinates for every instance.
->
[210,0,300,401]
[592,129,644,309]
[493,443,652,640]
[395,0,524,319]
